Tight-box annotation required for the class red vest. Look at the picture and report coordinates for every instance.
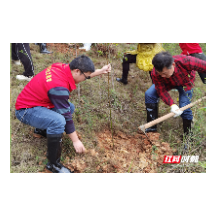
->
[15,63,77,110]
[179,43,202,55]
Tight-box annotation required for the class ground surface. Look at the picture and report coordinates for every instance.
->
[10,43,206,173]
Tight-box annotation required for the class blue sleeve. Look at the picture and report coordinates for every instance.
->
[48,87,75,134]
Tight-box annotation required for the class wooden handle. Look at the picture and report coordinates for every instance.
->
[139,96,206,131]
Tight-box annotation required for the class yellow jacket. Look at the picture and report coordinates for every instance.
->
[126,43,165,71]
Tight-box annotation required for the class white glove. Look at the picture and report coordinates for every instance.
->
[170,104,183,117]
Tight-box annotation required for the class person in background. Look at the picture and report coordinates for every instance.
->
[116,43,165,84]
[12,43,34,81]
[179,43,206,84]
[35,43,53,54]
[15,55,111,173]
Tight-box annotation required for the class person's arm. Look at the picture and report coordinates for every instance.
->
[48,87,85,153]
[89,64,111,78]
[182,55,206,73]
[153,73,175,106]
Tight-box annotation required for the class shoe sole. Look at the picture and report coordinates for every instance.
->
[16,77,32,81]
[45,166,74,173]
[12,61,21,65]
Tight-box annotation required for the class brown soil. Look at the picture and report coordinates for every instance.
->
[39,130,175,173]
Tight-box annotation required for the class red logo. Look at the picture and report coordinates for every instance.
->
[163,155,182,164]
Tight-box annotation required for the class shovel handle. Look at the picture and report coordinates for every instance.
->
[139,96,206,131]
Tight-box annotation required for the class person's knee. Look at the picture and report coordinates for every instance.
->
[56,115,66,128]
[181,109,193,120]
[145,87,159,103]
[145,88,151,97]
[48,115,66,134]
[123,57,128,64]
[123,54,133,64]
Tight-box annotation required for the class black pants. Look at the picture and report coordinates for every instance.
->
[12,43,34,77]
[122,54,152,81]
[190,53,206,84]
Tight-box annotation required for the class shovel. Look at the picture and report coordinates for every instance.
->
[138,96,206,133]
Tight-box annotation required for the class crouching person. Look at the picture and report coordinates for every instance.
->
[144,51,206,139]
[15,55,111,173]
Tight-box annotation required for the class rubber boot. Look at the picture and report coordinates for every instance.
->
[116,78,128,85]
[34,128,47,138]
[145,103,158,132]
[46,134,73,173]
[182,119,192,150]
[198,72,206,84]
[40,43,52,54]
[116,68,128,85]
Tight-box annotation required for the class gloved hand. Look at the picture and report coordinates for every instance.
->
[171,104,183,117]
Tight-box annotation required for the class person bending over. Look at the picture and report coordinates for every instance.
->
[15,55,111,173]
[144,52,206,146]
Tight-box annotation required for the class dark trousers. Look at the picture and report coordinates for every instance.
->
[122,54,152,81]
[190,53,206,84]
[12,43,34,77]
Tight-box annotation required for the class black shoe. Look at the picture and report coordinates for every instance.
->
[46,134,73,173]
[46,160,74,173]
[34,128,47,138]
[116,78,128,85]
[145,103,158,133]
[40,43,52,54]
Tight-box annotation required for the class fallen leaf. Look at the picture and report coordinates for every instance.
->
[33,133,42,138]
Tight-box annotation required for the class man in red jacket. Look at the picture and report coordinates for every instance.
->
[179,43,206,84]
[15,55,111,173]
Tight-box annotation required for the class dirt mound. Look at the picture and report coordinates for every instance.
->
[87,130,175,173]
[39,130,175,173]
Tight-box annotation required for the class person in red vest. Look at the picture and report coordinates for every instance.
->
[179,43,206,84]
[15,55,111,173]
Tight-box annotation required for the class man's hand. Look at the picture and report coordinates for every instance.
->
[101,63,111,74]
[90,64,111,78]
[171,104,183,117]
[68,131,86,154]
[73,140,86,153]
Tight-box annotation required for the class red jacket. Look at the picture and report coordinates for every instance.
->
[15,63,77,110]
[179,43,202,55]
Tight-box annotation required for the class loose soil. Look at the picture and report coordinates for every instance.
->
[39,130,175,173]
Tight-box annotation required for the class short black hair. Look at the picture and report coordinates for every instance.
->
[69,55,95,73]
[152,51,174,72]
